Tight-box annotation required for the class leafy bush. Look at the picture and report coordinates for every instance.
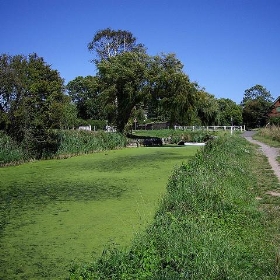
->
[69,135,276,279]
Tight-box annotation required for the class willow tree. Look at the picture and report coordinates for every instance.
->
[196,91,219,125]
[147,53,198,125]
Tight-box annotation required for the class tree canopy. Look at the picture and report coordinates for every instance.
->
[242,84,273,104]
[217,98,242,126]
[147,53,198,126]
[95,48,203,132]
[83,28,249,132]
[242,84,273,128]
[66,75,104,120]
[88,28,145,64]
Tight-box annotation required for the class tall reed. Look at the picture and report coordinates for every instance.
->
[0,132,25,165]
[257,125,280,142]
[56,130,127,157]
[0,130,127,165]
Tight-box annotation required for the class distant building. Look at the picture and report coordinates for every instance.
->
[268,96,280,118]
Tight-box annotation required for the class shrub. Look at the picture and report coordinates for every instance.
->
[269,117,280,126]
[21,128,61,159]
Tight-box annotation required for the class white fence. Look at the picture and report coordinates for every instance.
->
[78,124,245,132]
[174,125,245,132]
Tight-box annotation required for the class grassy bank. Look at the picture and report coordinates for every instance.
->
[69,135,278,279]
[0,146,199,279]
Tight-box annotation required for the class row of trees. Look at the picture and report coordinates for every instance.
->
[67,28,245,132]
[0,28,275,146]
[67,72,244,129]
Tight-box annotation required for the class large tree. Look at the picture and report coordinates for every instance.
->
[243,84,273,103]
[97,51,149,132]
[87,29,201,131]
[96,51,200,132]
[242,84,273,128]
[0,53,72,156]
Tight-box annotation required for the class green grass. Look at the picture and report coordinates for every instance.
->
[69,135,279,279]
[253,133,280,148]
[0,146,199,279]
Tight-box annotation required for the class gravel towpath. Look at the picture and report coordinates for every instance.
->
[242,131,280,194]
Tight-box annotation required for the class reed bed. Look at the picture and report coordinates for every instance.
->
[56,130,127,157]
[0,130,127,165]
[0,132,26,165]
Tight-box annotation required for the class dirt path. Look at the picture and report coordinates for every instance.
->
[243,131,280,195]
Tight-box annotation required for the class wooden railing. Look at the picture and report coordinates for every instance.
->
[174,125,245,131]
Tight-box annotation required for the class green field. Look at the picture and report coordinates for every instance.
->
[0,146,199,279]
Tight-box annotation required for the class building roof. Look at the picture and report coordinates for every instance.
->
[271,96,280,107]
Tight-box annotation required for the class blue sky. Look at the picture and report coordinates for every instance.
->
[1,0,279,104]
